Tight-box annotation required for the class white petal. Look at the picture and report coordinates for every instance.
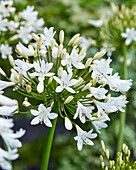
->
[48,113,58,119]
[65,117,73,130]
[65,87,75,93]
[53,76,62,84]
[77,139,83,151]
[31,116,40,125]
[67,79,78,86]
[30,109,39,116]
[56,86,64,92]
[37,80,44,93]
[44,117,52,127]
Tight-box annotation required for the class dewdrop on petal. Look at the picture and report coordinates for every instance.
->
[68,33,80,46]
[0,68,6,77]
[93,50,106,60]
[85,58,93,68]
[74,78,83,88]
[65,117,73,130]
[72,37,83,47]
[64,96,74,104]
[81,82,91,91]
[59,30,64,44]
[8,55,15,67]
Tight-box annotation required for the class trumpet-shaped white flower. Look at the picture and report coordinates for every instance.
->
[42,27,56,46]
[0,80,15,91]
[104,73,132,93]
[73,101,94,123]
[91,58,112,80]
[92,118,108,134]
[121,28,136,45]
[31,104,58,127]
[107,95,128,112]
[0,148,18,170]
[74,125,97,151]
[89,86,108,99]
[31,60,54,93]
[53,70,78,93]
[93,99,117,120]
[0,44,12,59]
[0,95,17,106]
[61,49,85,70]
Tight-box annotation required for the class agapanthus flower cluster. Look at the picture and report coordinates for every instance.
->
[0,0,45,59]
[1,27,132,153]
[0,78,25,170]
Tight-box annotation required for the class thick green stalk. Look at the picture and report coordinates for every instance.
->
[116,44,127,153]
[40,117,57,170]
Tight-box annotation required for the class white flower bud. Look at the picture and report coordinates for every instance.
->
[58,66,63,77]
[59,30,64,44]
[105,149,109,160]
[93,50,106,60]
[99,155,103,162]
[26,85,31,93]
[8,55,15,67]
[50,101,54,108]
[68,33,80,46]
[0,68,6,77]
[81,82,91,91]
[11,69,19,82]
[57,44,63,57]
[79,45,87,56]
[89,66,93,73]
[74,78,83,88]
[31,33,39,41]
[101,140,105,152]
[16,47,28,59]
[105,166,108,170]
[22,101,31,107]
[48,77,53,84]
[101,161,104,168]
[61,48,66,59]
[51,39,56,49]
[118,156,122,166]
[73,37,83,46]
[85,58,93,68]
[65,117,73,130]
[64,96,74,104]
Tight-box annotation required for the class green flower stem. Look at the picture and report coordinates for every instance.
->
[40,117,58,170]
[116,44,127,153]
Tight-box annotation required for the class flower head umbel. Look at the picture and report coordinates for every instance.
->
[30,104,58,127]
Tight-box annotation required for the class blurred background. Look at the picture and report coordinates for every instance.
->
[0,0,136,169]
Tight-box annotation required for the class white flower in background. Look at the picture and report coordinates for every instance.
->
[73,101,94,123]
[53,70,78,93]
[52,46,58,59]
[7,20,19,31]
[121,28,136,45]
[0,148,18,170]
[14,59,33,74]
[61,49,85,70]
[0,80,15,91]
[0,95,17,106]
[0,0,15,17]
[104,73,132,93]
[16,42,35,57]
[31,104,58,127]
[0,15,7,31]
[106,95,128,112]
[92,118,108,134]
[0,105,18,116]
[31,60,54,93]
[79,36,91,49]
[26,18,45,31]
[88,19,103,27]
[91,57,112,80]
[42,27,56,46]
[74,125,97,151]
[64,117,73,130]
[100,42,115,57]
[88,86,108,99]
[93,99,117,120]
[17,26,32,44]
[0,44,12,59]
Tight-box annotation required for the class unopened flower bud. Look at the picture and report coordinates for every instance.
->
[109,161,112,168]
[74,78,83,88]
[118,156,122,166]
[8,55,15,67]
[51,39,56,49]
[101,140,105,152]
[105,166,108,170]
[73,37,83,46]
[48,77,53,84]
[68,33,80,46]
[22,100,31,107]
[105,149,109,160]
[37,36,43,50]
[61,48,66,59]
[101,161,104,168]
[11,69,19,82]
[93,50,106,60]
[85,58,93,68]
[64,96,74,104]
[59,30,64,44]
[81,82,91,91]
[58,66,63,77]
[124,145,128,154]
[0,68,6,77]
[99,155,103,162]
[16,47,27,59]
[79,45,87,56]
[65,117,73,130]
[26,85,31,93]
[57,44,63,57]
[31,33,39,41]
[50,101,54,108]
[112,160,115,166]
[127,149,130,157]
[19,73,23,84]
[122,143,126,153]
[126,156,129,163]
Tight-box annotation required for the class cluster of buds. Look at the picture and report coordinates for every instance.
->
[1,26,132,153]
[100,140,136,170]
[0,0,45,59]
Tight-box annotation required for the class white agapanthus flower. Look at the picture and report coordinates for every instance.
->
[73,101,95,123]
[31,60,54,93]
[0,0,15,17]
[7,20,19,31]
[79,36,91,49]
[100,42,115,57]
[91,57,112,80]
[53,70,78,93]
[0,15,7,31]
[92,118,108,134]
[121,28,136,45]
[61,49,85,70]
[42,27,56,46]
[74,125,97,151]
[88,19,103,27]
[0,80,15,91]
[88,86,108,99]
[0,44,12,59]
[31,104,58,127]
